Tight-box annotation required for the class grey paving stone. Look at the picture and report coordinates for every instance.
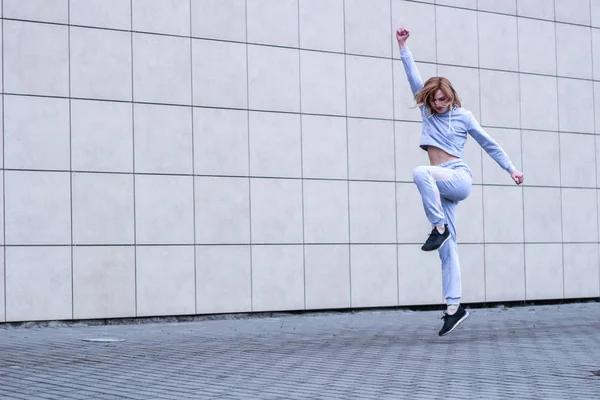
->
[1,303,600,399]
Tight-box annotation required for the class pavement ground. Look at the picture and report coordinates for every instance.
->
[1,302,600,399]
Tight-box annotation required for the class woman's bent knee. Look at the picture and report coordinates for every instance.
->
[413,165,429,183]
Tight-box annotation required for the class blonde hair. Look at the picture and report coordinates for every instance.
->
[414,77,461,115]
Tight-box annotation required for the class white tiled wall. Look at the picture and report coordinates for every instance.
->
[2,0,599,322]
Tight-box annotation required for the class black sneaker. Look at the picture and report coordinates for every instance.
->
[438,305,469,336]
[421,224,450,251]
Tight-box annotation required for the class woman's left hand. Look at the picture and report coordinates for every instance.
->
[511,170,524,185]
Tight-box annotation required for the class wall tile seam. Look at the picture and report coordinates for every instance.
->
[67,0,74,320]
[5,241,596,247]
[512,0,527,302]
[343,0,353,308]
[390,0,401,306]
[244,0,254,313]
[129,0,138,317]
[4,16,600,84]
[475,0,487,303]
[3,5,596,31]
[3,93,600,136]
[296,0,307,311]
[187,0,197,316]
[553,0,566,300]
[4,83,600,109]
[3,171,600,190]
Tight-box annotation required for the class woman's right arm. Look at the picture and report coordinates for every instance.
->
[396,28,423,96]
[399,47,424,96]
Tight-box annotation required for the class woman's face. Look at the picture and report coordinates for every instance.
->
[430,89,451,114]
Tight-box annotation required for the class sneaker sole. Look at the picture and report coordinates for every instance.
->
[421,233,451,252]
[439,310,470,337]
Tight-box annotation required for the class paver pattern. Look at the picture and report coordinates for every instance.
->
[1,303,599,399]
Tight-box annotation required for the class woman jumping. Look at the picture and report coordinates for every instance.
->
[396,27,524,336]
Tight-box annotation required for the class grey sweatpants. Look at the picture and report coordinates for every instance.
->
[413,159,472,305]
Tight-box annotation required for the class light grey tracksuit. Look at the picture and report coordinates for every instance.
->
[400,46,516,305]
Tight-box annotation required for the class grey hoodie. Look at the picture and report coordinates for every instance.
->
[400,46,516,173]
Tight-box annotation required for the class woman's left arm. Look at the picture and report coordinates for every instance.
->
[467,113,524,185]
